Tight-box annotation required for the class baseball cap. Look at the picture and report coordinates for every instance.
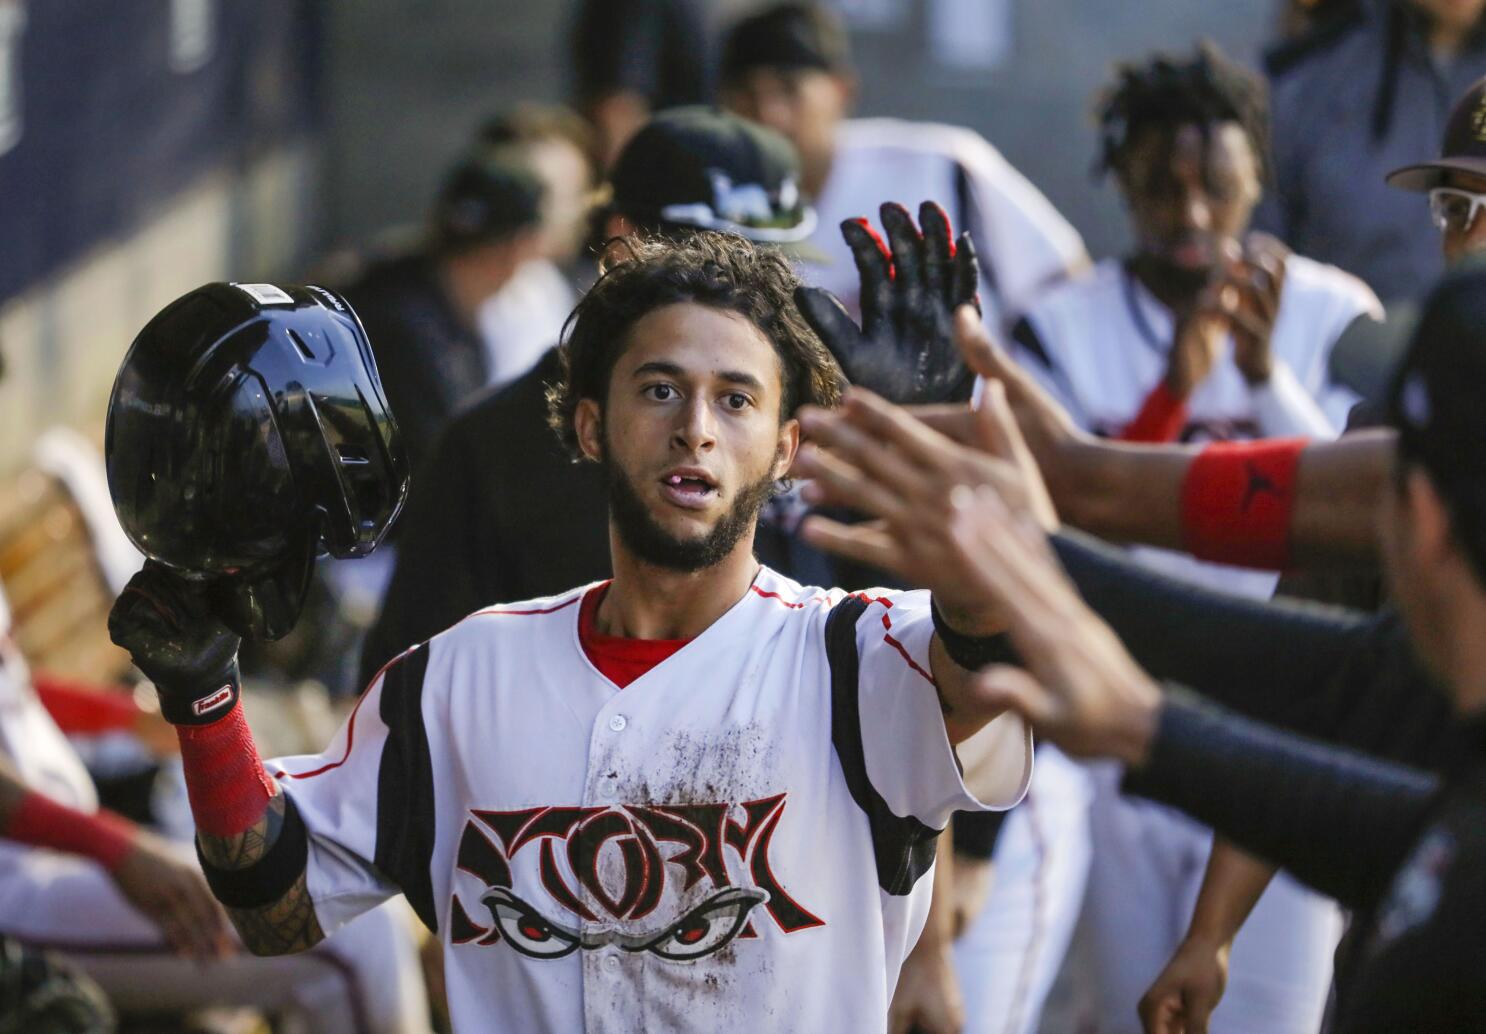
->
[1386,75,1486,192]
[1385,260,1486,495]
[431,155,546,252]
[721,2,853,83]
[609,106,825,258]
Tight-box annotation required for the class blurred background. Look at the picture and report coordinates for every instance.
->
[0,0,1277,478]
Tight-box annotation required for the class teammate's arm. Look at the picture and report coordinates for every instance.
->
[0,750,232,958]
[108,563,325,956]
[938,309,1388,568]
[1139,840,1274,1034]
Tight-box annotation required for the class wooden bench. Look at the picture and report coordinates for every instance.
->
[0,464,133,684]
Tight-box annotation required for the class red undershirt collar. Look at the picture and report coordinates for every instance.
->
[578,582,692,689]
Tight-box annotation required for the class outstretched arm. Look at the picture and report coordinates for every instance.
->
[793,374,1433,912]
[0,747,232,958]
[922,309,1389,569]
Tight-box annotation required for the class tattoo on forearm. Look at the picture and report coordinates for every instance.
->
[198,793,323,954]
[198,792,285,870]
[227,871,324,954]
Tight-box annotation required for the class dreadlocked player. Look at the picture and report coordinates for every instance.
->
[1005,43,1380,1034]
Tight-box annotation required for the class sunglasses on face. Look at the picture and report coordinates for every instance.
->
[1429,186,1486,234]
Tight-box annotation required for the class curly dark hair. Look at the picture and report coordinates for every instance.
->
[546,231,843,459]
[1094,40,1271,185]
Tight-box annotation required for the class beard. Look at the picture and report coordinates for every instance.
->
[601,432,778,574]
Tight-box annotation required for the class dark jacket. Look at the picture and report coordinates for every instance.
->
[1127,699,1485,1032]
[1257,0,1486,302]
[342,253,489,479]
[359,348,608,686]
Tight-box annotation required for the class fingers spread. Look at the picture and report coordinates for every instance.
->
[902,402,979,446]
[880,202,925,319]
[800,402,937,501]
[839,388,961,473]
[954,305,1003,381]
[794,286,862,371]
[842,218,894,332]
[798,514,900,574]
[919,201,955,304]
[952,233,981,312]
[793,442,908,522]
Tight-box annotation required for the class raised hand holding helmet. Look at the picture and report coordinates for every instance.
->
[108,561,242,726]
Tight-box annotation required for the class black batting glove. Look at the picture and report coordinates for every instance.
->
[109,561,242,726]
[795,200,981,405]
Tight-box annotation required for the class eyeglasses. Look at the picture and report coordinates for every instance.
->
[1429,187,1486,234]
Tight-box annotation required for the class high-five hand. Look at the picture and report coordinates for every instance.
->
[795,381,1163,763]
[795,201,980,404]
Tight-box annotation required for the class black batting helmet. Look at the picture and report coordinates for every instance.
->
[105,282,408,640]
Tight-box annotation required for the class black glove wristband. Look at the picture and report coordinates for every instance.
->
[156,665,242,726]
[930,599,1021,671]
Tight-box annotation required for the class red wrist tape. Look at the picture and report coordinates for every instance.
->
[1121,381,1189,443]
[1181,438,1305,571]
[177,702,277,838]
[6,792,137,871]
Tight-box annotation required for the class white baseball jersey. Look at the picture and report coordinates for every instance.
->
[802,118,1089,329]
[271,568,1032,1033]
[1009,254,1380,597]
[0,584,95,812]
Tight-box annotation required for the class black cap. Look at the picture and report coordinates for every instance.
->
[1386,260,1486,493]
[721,2,852,83]
[609,106,823,256]
[1387,76,1486,192]
[431,155,546,252]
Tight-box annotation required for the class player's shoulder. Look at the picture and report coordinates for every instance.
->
[747,567,843,617]
[1281,250,1382,315]
[837,117,993,165]
[1018,258,1124,328]
[432,582,595,651]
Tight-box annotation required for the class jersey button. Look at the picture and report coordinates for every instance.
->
[603,954,621,971]
[608,714,628,732]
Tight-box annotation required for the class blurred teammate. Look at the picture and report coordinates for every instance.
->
[476,104,601,388]
[341,153,547,477]
[720,2,1088,331]
[1008,42,1377,1034]
[569,0,714,166]
[1261,0,1486,300]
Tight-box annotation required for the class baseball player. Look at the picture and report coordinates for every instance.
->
[719,2,1089,331]
[106,228,1032,1033]
[1002,43,1380,1033]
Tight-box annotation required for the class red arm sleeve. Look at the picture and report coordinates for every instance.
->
[33,674,140,735]
[1119,381,1189,443]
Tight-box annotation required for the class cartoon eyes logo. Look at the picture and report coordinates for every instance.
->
[483,886,769,963]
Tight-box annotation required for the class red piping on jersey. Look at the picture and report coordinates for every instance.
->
[274,596,584,782]
[273,646,415,781]
[470,594,583,620]
[854,593,937,687]
[749,584,830,609]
